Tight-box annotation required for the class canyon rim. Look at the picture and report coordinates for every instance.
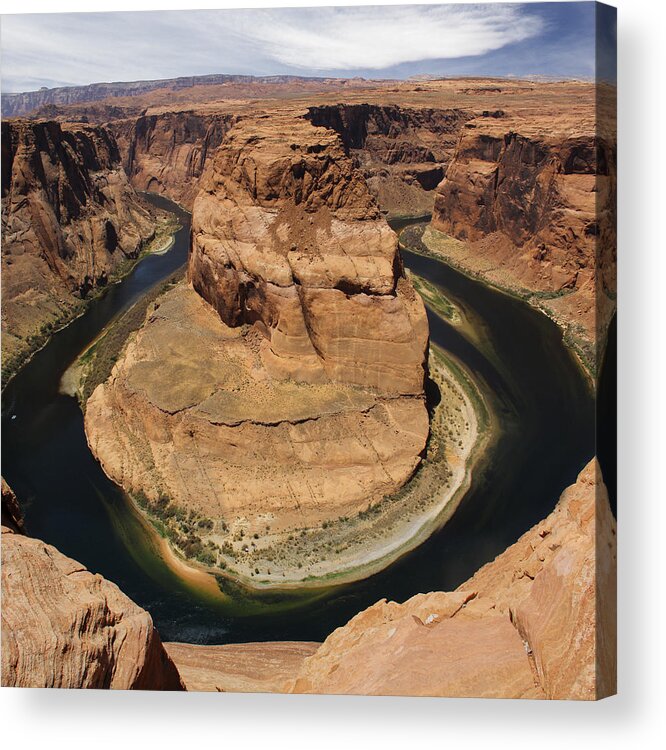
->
[1,2,616,700]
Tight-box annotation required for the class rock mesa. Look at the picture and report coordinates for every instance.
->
[85,115,429,577]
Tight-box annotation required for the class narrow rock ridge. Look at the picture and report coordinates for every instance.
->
[1,482,184,690]
[1,118,157,376]
[286,459,616,699]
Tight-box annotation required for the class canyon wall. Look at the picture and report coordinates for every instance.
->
[288,459,616,699]
[110,111,236,208]
[1,119,156,377]
[428,99,616,372]
[307,103,473,216]
[1,489,184,690]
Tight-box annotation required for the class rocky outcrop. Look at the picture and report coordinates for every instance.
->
[1,478,24,533]
[307,104,473,216]
[287,459,616,699]
[429,106,616,372]
[84,115,429,582]
[190,115,428,394]
[1,119,156,376]
[110,111,236,208]
[1,516,184,690]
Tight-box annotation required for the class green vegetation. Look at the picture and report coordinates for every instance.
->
[132,488,223,566]
[408,270,462,324]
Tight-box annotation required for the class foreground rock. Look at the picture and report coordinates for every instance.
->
[164,641,319,693]
[1,504,184,690]
[287,459,616,699]
[85,115,429,582]
[1,119,156,377]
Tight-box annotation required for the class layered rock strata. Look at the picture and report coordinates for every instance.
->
[110,111,236,208]
[189,115,428,394]
[307,104,473,216]
[428,95,616,372]
[287,459,616,700]
[85,115,429,577]
[1,506,184,690]
[1,119,156,375]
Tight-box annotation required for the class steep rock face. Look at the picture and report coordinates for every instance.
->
[110,111,236,208]
[1,521,184,690]
[429,111,616,370]
[288,459,616,699]
[85,115,429,580]
[190,114,429,394]
[307,104,473,216]
[1,119,156,375]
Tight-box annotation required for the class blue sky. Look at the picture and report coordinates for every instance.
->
[1,3,615,93]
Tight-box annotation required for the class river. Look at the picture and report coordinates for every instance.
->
[1,197,597,644]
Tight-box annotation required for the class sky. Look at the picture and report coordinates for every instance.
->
[0,3,616,93]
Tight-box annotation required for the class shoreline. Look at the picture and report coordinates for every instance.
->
[399,223,599,388]
[2,213,182,393]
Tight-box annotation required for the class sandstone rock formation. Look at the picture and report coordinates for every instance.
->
[84,114,429,580]
[428,91,616,372]
[190,115,428,394]
[110,111,236,208]
[1,511,184,689]
[164,641,319,693]
[287,459,616,699]
[1,478,24,534]
[307,104,473,216]
[1,119,156,376]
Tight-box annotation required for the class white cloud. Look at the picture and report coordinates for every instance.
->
[0,5,545,92]
[234,5,544,71]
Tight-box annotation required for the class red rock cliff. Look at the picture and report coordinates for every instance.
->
[1,119,156,375]
[1,502,184,690]
[189,114,429,395]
